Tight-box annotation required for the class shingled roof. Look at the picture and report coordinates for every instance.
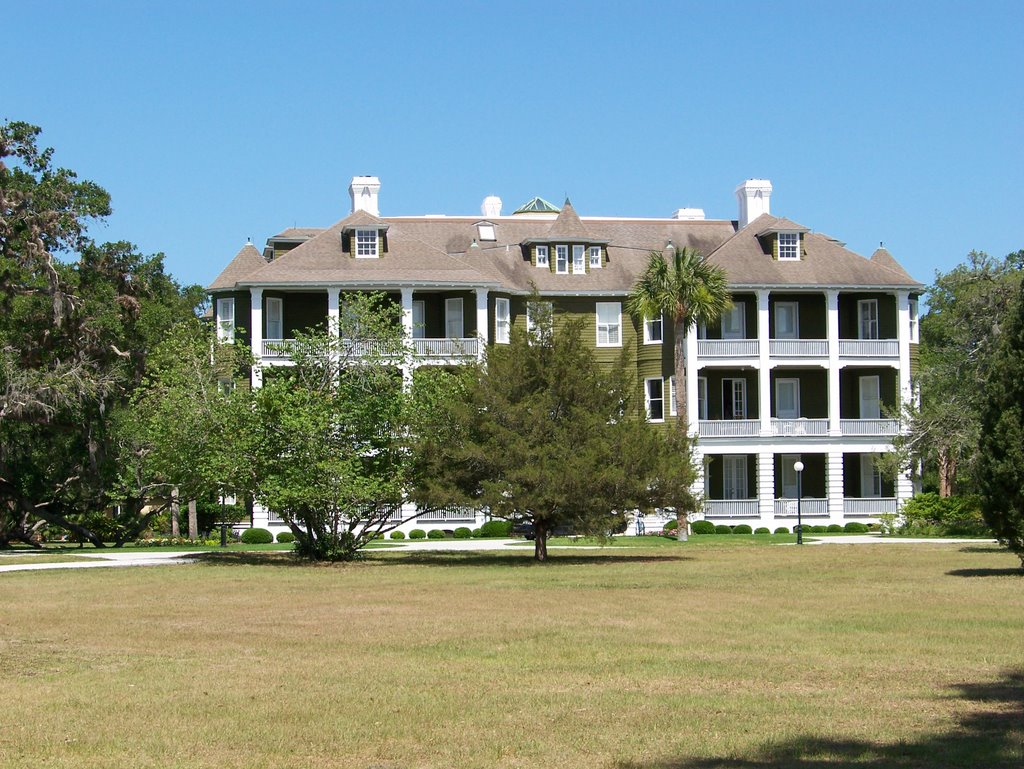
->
[209,243,268,290]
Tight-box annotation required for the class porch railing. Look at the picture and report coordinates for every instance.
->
[774,498,829,517]
[261,337,479,361]
[843,498,898,516]
[703,499,758,518]
[772,418,829,436]
[418,505,479,523]
[696,339,759,357]
[769,339,828,357]
[840,419,899,436]
[412,338,479,358]
[698,419,761,438]
[839,339,898,357]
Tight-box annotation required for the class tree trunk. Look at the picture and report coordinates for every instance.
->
[534,521,548,562]
[170,487,180,537]
[938,446,957,497]
[187,499,198,540]
[673,319,688,432]
[676,511,689,541]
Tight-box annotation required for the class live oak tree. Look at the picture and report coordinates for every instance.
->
[977,279,1024,568]
[0,121,203,547]
[626,247,730,539]
[411,304,697,561]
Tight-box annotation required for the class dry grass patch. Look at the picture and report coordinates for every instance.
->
[1,543,1021,768]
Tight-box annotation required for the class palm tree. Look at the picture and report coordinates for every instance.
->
[627,246,731,539]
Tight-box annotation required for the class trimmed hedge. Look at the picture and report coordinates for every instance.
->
[691,520,716,535]
[774,526,790,534]
[240,528,273,544]
[453,527,472,539]
[844,521,870,533]
[409,529,426,539]
[427,529,445,539]
[479,520,512,538]
[732,524,753,534]
[754,527,771,534]
[471,528,482,538]
[826,524,844,533]
[714,524,732,534]
[276,531,295,544]
[390,530,406,540]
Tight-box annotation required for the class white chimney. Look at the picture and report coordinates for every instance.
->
[735,179,772,228]
[671,207,706,220]
[481,195,502,217]
[349,175,381,215]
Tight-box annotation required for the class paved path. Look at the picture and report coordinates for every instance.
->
[0,535,998,573]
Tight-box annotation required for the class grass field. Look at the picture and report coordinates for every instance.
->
[2,542,1021,768]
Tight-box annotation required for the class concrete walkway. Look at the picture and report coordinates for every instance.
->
[0,534,998,573]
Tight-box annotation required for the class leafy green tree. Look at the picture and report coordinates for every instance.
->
[626,247,730,539]
[248,293,422,561]
[0,121,202,547]
[977,280,1024,567]
[893,250,1023,496]
[412,306,697,561]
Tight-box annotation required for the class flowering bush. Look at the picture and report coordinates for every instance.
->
[132,537,217,547]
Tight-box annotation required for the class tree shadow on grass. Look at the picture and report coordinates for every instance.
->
[615,669,1024,769]
[185,551,319,568]
[959,545,1010,554]
[369,551,694,568]
[946,567,1023,578]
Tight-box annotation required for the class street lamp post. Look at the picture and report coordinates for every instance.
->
[793,460,805,545]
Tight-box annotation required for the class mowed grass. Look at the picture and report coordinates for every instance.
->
[1,543,1022,769]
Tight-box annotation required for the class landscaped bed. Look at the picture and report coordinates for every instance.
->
[1,542,1021,768]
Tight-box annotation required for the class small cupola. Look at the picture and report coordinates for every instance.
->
[349,175,381,216]
[735,179,772,228]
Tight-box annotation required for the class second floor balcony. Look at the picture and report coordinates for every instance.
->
[262,337,480,362]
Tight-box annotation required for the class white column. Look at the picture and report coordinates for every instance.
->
[757,451,774,520]
[896,291,912,404]
[400,287,414,391]
[327,287,340,336]
[827,450,844,520]
[757,289,772,436]
[685,323,700,437]
[826,290,841,436]
[475,288,489,361]
[250,287,264,389]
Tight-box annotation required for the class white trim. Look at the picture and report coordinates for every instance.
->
[643,315,663,344]
[859,375,881,419]
[589,245,602,268]
[596,301,621,347]
[697,376,708,420]
[355,229,379,258]
[555,245,569,274]
[668,376,677,417]
[778,232,800,260]
[908,297,919,343]
[723,377,747,419]
[495,297,510,344]
[645,377,665,422]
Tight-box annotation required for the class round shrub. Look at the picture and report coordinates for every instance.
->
[809,525,827,533]
[826,524,844,533]
[390,530,406,540]
[844,521,870,533]
[276,531,295,544]
[479,520,512,538]
[714,524,732,535]
[663,519,679,532]
[427,529,445,539]
[471,528,482,538]
[453,527,472,539]
[732,524,753,534]
[754,527,771,534]
[691,520,716,535]
[409,529,426,540]
[240,527,273,544]
[774,526,790,534]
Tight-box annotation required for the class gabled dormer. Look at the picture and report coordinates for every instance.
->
[340,209,389,259]
[756,218,811,261]
[520,199,608,274]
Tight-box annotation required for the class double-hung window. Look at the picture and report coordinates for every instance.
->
[555,245,569,274]
[858,299,879,340]
[412,300,426,339]
[445,298,464,338]
[355,229,378,258]
[536,245,549,268]
[643,315,663,344]
[589,246,602,268]
[265,297,283,340]
[216,297,235,343]
[645,378,665,422]
[572,245,586,274]
[596,302,621,346]
[774,301,798,339]
[778,232,799,260]
[494,298,510,344]
[722,302,745,339]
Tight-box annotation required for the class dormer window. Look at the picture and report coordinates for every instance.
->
[589,246,602,268]
[778,232,800,260]
[555,245,569,274]
[355,229,379,258]
[572,245,585,274]
[536,245,549,268]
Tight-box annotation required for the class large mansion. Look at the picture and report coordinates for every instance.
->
[209,176,922,534]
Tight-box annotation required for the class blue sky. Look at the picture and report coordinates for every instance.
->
[5,1,1021,290]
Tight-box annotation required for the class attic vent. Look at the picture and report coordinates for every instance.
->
[477,223,496,241]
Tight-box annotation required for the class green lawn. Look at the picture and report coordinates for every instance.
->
[1,543,1021,768]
